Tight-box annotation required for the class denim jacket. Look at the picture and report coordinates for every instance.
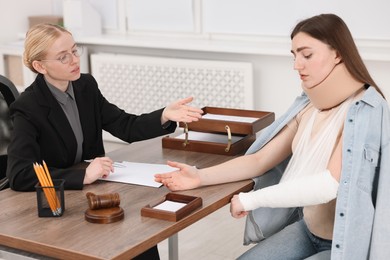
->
[243,87,390,259]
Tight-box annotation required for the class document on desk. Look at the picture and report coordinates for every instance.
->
[175,131,244,143]
[154,200,187,212]
[202,113,259,123]
[100,161,176,187]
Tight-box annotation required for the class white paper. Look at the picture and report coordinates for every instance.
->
[99,161,176,187]
[202,113,259,123]
[174,131,244,144]
[153,200,187,212]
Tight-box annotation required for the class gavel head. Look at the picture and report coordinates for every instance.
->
[86,192,121,210]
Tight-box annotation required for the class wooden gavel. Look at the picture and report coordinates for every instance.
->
[86,192,120,210]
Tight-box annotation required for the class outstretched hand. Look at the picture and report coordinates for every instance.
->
[154,161,201,191]
[162,97,203,124]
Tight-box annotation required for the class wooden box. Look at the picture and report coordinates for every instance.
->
[28,15,63,28]
[141,193,202,222]
[162,107,275,155]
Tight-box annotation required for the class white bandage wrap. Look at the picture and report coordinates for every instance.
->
[239,170,339,211]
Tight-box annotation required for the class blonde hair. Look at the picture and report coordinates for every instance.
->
[23,23,71,73]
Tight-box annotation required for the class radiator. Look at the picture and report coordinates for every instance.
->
[90,53,253,142]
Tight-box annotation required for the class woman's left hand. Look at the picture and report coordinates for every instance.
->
[162,97,203,123]
[230,194,249,219]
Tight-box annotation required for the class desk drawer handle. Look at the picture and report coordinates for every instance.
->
[183,123,189,147]
[225,125,232,152]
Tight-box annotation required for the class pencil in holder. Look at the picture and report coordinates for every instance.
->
[35,179,65,217]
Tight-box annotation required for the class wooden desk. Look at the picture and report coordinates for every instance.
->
[0,135,253,259]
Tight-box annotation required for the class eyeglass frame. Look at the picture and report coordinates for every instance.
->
[39,46,84,64]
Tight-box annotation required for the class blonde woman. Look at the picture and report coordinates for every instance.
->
[8,24,203,259]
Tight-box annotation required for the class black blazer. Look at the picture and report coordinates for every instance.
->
[7,74,176,191]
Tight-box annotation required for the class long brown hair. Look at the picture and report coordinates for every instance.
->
[291,14,385,98]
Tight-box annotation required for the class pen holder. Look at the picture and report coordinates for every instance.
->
[35,179,65,217]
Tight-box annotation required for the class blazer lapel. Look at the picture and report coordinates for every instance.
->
[34,75,77,158]
[73,75,107,160]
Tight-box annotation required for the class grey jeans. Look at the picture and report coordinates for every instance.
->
[238,219,332,260]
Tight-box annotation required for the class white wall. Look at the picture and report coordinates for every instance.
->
[203,0,390,40]
[0,0,62,44]
[366,60,390,101]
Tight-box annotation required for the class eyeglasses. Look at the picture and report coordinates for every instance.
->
[40,46,83,64]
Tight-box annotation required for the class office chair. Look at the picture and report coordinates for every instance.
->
[0,75,19,190]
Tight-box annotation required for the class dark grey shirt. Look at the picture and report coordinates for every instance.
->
[46,80,83,164]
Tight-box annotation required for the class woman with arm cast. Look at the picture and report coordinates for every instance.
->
[155,14,390,259]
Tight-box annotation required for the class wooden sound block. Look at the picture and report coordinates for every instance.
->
[85,207,124,224]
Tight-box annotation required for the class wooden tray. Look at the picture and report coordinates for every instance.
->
[162,107,274,155]
[180,107,275,135]
[162,132,256,155]
[141,193,202,222]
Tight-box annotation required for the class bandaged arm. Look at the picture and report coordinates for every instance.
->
[239,170,339,211]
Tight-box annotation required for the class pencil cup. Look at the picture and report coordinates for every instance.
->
[35,179,65,217]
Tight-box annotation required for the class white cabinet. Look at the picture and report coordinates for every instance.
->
[0,41,36,92]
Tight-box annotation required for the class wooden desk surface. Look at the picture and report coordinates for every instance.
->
[0,135,253,259]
